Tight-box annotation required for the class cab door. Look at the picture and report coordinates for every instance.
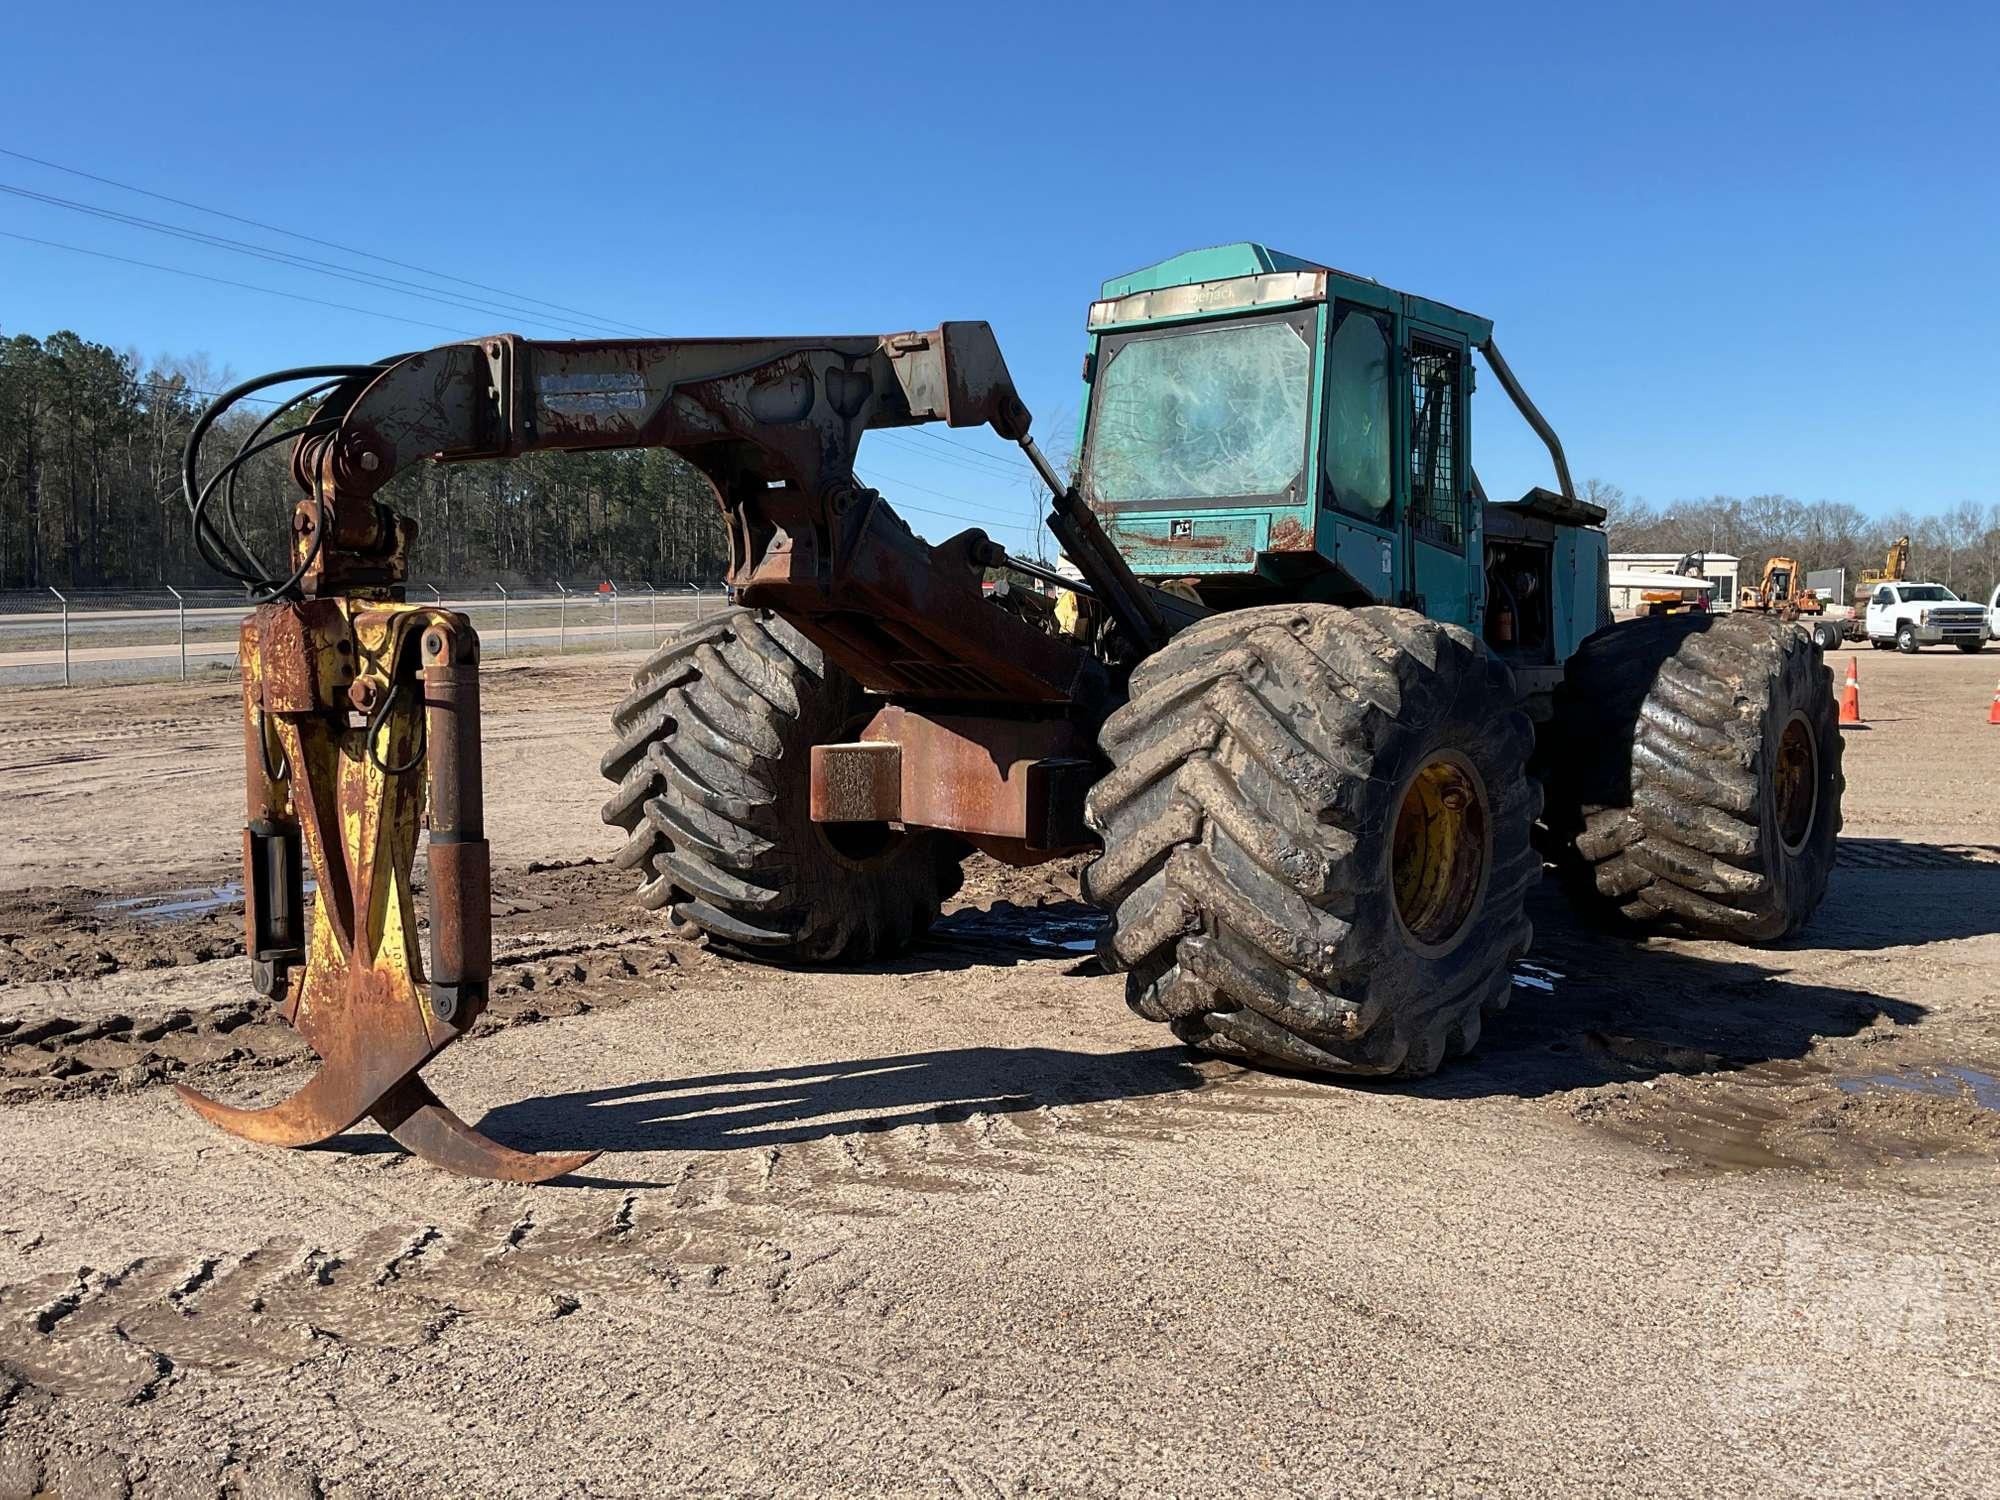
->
[1866,585,1895,637]
[1403,328,1477,628]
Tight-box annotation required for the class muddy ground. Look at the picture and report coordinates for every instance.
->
[1,645,1996,1498]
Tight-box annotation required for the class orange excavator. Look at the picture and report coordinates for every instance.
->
[1737,556,1824,620]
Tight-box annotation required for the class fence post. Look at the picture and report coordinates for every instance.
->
[610,582,620,640]
[645,583,658,644]
[165,586,186,681]
[555,582,569,653]
[495,583,510,655]
[48,586,69,687]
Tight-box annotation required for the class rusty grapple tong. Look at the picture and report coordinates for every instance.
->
[176,598,596,1182]
[176,364,595,1182]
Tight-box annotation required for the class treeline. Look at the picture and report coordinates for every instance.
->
[0,329,729,591]
[6,329,1997,602]
[1585,481,2000,603]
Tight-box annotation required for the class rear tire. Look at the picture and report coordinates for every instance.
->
[1546,612,1842,942]
[600,607,964,962]
[1083,604,1539,1080]
[1811,621,1842,653]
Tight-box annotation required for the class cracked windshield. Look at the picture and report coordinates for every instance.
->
[1082,319,1311,505]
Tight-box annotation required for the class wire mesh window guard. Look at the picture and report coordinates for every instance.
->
[1409,340,1464,550]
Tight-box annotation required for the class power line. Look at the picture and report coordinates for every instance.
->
[906,424,1036,472]
[872,429,1035,482]
[0,181,629,340]
[0,229,476,337]
[0,145,656,337]
[856,464,1042,531]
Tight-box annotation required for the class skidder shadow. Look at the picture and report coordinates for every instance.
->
[1414,881,1928,1101]
[475,1044,1202,1156]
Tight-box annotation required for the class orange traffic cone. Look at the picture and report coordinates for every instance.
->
[1987,677,2000,726]
[1838,657,1862,725]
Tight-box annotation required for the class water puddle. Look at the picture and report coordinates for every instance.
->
[1835,1064,2000,1112]
[1512,961,1565,994]
[96,879,317,924]
[1575,1043,2000,1178]
[96,883,244,922]
[932,902,1105,954]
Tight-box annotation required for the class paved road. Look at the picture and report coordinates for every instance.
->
[0,595,726,685]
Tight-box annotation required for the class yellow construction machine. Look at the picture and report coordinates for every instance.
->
[1737,556,1824,620]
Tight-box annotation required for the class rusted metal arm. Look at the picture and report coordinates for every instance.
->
[291,325,1114,709]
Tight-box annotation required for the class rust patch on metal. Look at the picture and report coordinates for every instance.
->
[1268,516,1312,552]
[814,706,1096,857]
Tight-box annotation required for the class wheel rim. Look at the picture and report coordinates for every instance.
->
[1391,753,1490,954]
[1774,710,1820,855]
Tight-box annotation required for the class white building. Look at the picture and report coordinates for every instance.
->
[1608,552,1740,614]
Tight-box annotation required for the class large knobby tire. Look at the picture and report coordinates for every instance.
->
[1083,604,1540,1080]
[1546,611,1842,942]
[599,607,963,962]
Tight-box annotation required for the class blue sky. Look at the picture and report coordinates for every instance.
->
[3,1,1994,556]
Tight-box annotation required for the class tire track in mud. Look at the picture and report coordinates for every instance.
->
[0,1059,1326,1402]
[0,860,710,1104]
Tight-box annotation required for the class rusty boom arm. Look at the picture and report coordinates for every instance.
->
[178,323,1167,1182]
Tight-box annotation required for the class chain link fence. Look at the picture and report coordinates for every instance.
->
[0,582,728,687]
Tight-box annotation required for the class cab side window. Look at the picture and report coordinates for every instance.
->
[1321,307,1392,527]
[1873,586,1893,607]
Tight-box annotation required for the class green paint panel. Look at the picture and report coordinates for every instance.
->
[1104,512,1269,575]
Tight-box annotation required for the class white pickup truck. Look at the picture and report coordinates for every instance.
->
[1864,582,1989,652]
[1988,584,2000,642]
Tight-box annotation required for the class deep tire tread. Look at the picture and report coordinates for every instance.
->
[601,607,964,963]
[1547,612,1843,942]
[1086,604,1538,1080]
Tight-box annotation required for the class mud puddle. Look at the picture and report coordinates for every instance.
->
[1837,1063,2000,1111]
[1572,1040,2000,1179]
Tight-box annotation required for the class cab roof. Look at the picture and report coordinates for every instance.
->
[1099,242,1493,344]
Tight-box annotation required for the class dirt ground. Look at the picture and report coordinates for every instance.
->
[1,643,1997,1498]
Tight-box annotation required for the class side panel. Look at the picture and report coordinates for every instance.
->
[1553,525,1610,660]
[1102,509,1270,571]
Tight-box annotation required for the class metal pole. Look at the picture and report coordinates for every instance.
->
[556,582,569,653]
[426,583,443,608]
[49,587,69,687]
[495,583,510,656]
[646,583,658,644]
[610,582,620,640]
[166,585,185,680]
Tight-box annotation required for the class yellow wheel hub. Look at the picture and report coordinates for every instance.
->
[1773,710,1819,854]
[1391,754,1490,951]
